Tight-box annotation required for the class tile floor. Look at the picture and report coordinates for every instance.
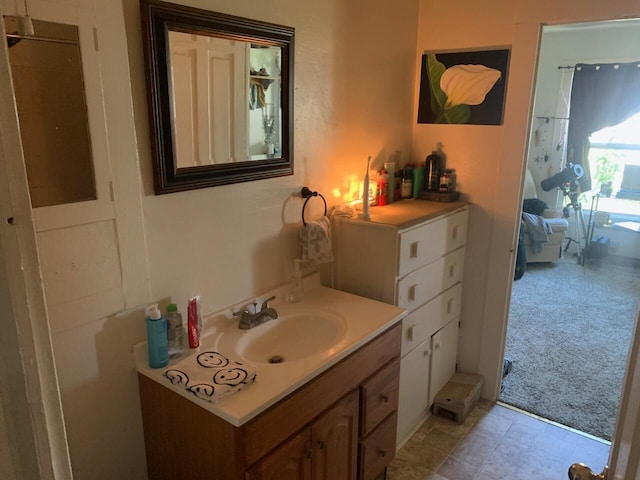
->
[387,401,610,480]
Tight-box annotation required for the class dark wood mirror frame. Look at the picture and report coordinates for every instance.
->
[140,0,294,194]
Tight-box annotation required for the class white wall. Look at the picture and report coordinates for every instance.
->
[413,0,640,399]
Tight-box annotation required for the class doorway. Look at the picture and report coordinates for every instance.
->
[499,19,640,443]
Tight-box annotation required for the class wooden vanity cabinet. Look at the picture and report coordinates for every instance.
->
[333,202,468,446]
[138,322,401,480]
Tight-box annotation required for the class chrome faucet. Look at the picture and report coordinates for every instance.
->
[234,295,279,330]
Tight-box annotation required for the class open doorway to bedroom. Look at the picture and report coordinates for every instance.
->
[499,19,640,443]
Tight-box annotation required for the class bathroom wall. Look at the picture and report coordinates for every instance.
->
[412,0,640,397]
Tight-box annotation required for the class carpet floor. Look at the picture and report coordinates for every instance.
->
[500,256,640,441]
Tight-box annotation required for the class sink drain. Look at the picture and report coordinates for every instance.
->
[268,355,285,364]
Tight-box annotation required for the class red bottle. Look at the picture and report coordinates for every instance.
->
[377,169,389,206]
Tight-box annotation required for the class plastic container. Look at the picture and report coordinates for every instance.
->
[383,161,396,204]
[165,303,184,359]
[412,165,425,198]
[426,149,443,191]
[377,169,389,206]
[145,304,168,369]
[401,167,413,199]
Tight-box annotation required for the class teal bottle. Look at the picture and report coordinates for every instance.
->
[145,304,168,368]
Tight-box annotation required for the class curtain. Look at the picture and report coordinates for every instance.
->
[567,62,640,192]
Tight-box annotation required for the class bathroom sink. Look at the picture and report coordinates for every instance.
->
[215,308,347,364]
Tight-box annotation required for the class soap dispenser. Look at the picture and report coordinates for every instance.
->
[287,259,304,303]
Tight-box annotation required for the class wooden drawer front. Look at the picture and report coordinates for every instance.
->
[358,412,397,480]
[360,359,400,437]
[400,283,462,357]
[396,247,465,311]
[397,209,467,277]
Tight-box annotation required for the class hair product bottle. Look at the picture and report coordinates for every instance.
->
[145,304,168,368]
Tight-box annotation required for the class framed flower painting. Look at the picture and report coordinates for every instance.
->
[417,49,510,125]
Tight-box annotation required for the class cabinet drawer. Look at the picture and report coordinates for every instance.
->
[396,247,465,310]
[397,209,467,277]
[360,359,400,437]
[358,411,397,480]
[401,283,462,357]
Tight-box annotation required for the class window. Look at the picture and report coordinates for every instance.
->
[588,111,640,218]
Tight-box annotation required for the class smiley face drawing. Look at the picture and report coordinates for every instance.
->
[163,369,189,386]
[187,384,215,399]
[197,351,229,368]
[213,368,252,386]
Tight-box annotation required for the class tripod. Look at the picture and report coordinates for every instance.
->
[562,185,589,265]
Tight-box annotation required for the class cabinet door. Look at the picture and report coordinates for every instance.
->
[396,338,431,444]
[429,318,459,407]
[245,430,311,480]
[310,389,359,480]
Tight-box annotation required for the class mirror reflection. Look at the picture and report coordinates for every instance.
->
[168,33,283,166]
[5,17,96,208]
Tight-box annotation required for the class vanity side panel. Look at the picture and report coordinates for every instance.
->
[243,323,401,467]
[138,373,245,480]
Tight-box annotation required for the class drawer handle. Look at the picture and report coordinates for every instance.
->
[447,298,454,314]
[452,225,458,241]
[407,324,416,342]
[449,265,456,278]
[380,394,389,403]
[306,449,313,459]
[409,284,418,301]
[424,348,431,357]
[378,449,387,458]
[410,240,420,258]
[435,342,441,350]
[318,440,327,450]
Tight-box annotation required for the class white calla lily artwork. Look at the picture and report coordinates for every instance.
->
[417,50,510,125]
[440,64,502,108]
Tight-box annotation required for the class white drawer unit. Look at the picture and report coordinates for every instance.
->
[333,200,468,446]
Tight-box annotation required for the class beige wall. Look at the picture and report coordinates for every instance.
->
[412,0,640,398]
[4,0,640,478]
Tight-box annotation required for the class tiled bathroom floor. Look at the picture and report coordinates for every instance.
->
[387,400,611,480]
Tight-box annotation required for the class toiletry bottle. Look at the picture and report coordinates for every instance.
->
[383,161,396,204]
[377,169,388,206]
[412,164,425,198]
[165,303,184,359]
[145,304,168,369]
[401,167,413,199]
[426,149,442,191]
[287,258,304,303]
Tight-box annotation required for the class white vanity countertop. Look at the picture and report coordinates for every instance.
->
[134,277,406,427]
[342,199,469,230]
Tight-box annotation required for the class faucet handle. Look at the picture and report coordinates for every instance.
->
[260,295,276,311]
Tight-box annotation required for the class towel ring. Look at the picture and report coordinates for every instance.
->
[301,186,327,225]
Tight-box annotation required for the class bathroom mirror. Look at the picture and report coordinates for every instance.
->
[140,0,294,194]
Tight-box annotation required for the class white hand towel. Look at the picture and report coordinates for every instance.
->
[299,216,334,266]
[163,351,257,403]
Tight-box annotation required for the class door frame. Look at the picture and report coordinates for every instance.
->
[481,17,640,478]
[0,5,72,478]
